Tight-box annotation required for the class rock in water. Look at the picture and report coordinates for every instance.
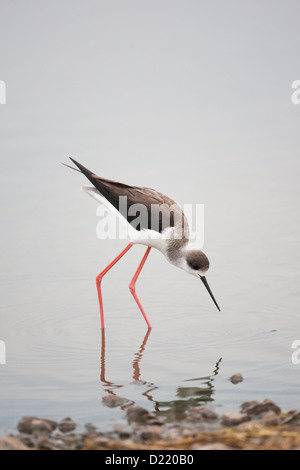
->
[58,417,77,433]
[17,416,57,435]
[229,373,244,384]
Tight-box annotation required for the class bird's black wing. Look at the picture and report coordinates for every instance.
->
[69,158,187,234]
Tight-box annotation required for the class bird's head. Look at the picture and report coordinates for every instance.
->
[183,249,221,312]
[185,249,210,277]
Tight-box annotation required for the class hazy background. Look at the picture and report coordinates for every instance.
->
[0,0,299,433]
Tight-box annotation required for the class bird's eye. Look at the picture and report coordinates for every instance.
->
[192,265,199,270]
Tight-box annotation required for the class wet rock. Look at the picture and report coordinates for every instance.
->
[240,400,258,411]
[221,412,250,426]
[147,416,164,426]
[84,436,112,449]
[102,395,130,408]
[259,410,282,426]
[139,425,163,442]
[4,398,300,450]
[45,437,66,450]
[230,373,244,384]
[281,411,300,425]
[126,405,152,423]
[188,406,219,422]
[162,427,182,441]
[17,416,57,435]
[34,435,63,450]
[58,417,77,433]
[181,427,196,438]
[0,435,29,450]
[17,434,36,448]
[241,399,281,416]
[114,424,133,439]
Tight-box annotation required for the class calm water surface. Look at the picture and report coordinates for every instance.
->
[0,149,299,435]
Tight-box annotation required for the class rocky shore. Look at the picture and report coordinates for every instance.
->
[1,399,300,450]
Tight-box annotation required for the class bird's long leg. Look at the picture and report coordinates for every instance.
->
[129,247,152,328]
[96,242,133,329]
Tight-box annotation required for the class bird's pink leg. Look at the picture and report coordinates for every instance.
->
[96,242,133,329]
[129,247,152,329]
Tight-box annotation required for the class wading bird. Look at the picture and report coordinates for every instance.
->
[65,158,220,328]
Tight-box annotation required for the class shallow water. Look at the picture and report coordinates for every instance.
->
[1,0,300,436]
[0,208,299,434]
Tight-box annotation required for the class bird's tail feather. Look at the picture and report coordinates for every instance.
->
[62,162,82,173]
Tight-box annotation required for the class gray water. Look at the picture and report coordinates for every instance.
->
[1,0,300,435]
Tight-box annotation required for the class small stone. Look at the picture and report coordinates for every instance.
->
[17,416,57,435]
[281,411,300,425]
[259,410,281,426]
[241,400,258,411]
[181,427,195,438]
[139,425,163,441]
[58,417,77,433]
[114,424,133,439]
[188,406,218,421]
[221,412,250,426]
[242,399,281,416]
[46,437,66,450]
[84,436,111,449]
[0,435,29,450]
[35,436,58,450]
[17,434,35,448]
[237,420,260,431]
[126,405,152,423]
[102,395,130,408]
[230,373,244,384]
[163,428,181,441]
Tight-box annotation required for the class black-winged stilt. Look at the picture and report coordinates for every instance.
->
[65,158,220,329]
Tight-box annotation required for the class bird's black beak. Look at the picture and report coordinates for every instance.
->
[200,276,221,312]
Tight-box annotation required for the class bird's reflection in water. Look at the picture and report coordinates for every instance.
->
[100,328,222,420]
[155,358,222,421]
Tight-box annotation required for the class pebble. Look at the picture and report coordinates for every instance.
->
[188,406,218,421]
[259,410,282,426]
[84,436,111,450]
[230,373,244,384]
[139,425,163,442]
[17,416,57,435]
[126,405,152,423]
[0,435,29,450]
[2,398,300,450]
[221,412,250,426]
[58,417,77,433]
[281,411,300,425]
[102,395,130,408]
[241,399,281,416]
